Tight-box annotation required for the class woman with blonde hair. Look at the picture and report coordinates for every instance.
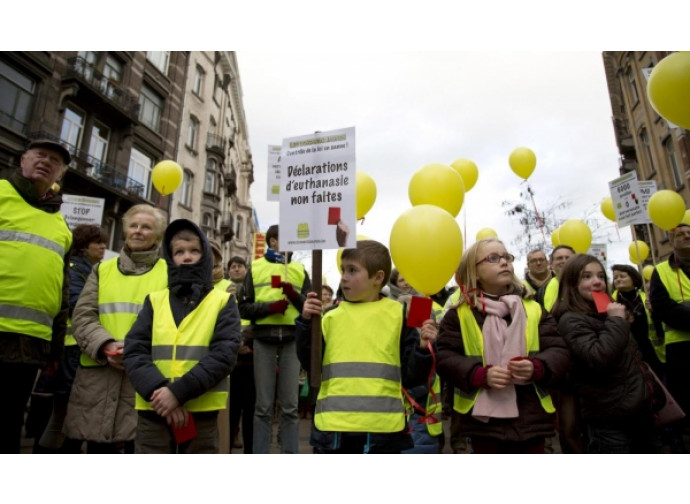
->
[64,204,168,453]
[436,238,569,453]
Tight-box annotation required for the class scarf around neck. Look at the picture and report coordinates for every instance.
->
[472,294,527,422]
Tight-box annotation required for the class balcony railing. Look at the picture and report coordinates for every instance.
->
[206,133,226,155]
[64,57,140,119]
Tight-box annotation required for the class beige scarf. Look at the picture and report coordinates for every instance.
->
[472,294,527,422]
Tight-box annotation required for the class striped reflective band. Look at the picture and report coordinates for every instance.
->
[0,230,65,257]
[151,345,210,361]
[0,303,53,327]
[322,362,401,382]
[99,302,142,315]
[317,395,403,413]
[254,282,272,288]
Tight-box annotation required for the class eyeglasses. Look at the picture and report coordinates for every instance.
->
[476,253,515,265]
[528,258,546,265]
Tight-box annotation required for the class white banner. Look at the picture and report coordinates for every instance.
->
[637,180,657,223]
[279,127,356,251]
[588,243,608,271]
[266,145,281,201]
[60,194,105,230]
[609,172,646,227]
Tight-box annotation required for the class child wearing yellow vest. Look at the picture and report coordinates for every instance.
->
[296,240,437,453]
[436,238,569,454]
[124,219,241,453]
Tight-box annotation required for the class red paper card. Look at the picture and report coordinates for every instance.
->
[591,291,611,313]
[271,275,281,288]
[328,207,341,225]
[172,413,197,444]
[104,349,123,356]
[406,296,433,328]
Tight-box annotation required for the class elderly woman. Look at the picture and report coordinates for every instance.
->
[64,204,167,453]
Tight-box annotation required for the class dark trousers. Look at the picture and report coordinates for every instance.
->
[470,437,546,454]
[586,417,662,454]
[229,363,255,453]
[0,362,39,453]
[665,341,690,431]
[135,412,219,454]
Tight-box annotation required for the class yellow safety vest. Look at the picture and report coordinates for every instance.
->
[612,289,665,363]
[80,257,167,366]
[135,288,231,412]
[251,256,305,326]
[655,261,690,346]
[65,318,77,346]
[0,180,72,341]
[543,278,559,312]
[453,299,555,414]
[315,298,407,433]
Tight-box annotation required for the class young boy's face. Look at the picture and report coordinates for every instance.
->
[340,258,383,303]
[171,236,203,266]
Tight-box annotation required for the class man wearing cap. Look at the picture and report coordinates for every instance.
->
[0,139,73,453]
[650,222,690,450]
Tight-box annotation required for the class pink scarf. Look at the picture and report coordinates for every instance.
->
[472,294,527,422]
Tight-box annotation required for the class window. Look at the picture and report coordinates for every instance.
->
[59,107,84,153]
[627,67,639,105]
[128,147,153,199]
[639,128,655,176]
[0,60,36,132]
[146,51,170,74]
[192,66,204,96]
[103,56,123,98]
[77,51,99,80]
[139,85,163,132]
[187,116,199,150]
[180,170,193,207]
[664,137,684,189]
[89,122,110,168]
[204,158,217,193]
[201,213,213,236]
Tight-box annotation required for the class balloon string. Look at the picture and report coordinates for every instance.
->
[157,187,166,209]
[526,182,547,246]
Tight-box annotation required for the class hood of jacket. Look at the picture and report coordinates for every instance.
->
[162,219,213,297]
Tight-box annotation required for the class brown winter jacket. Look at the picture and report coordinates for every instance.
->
[437,300,569,442]
[64,246,166,443]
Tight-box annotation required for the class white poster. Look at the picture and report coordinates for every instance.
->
[609,172,645,228]
[279,127,356,251]
[60,194,105,230]
[637,180,657,223]
[588,243,608,271]
[266,145,281,201]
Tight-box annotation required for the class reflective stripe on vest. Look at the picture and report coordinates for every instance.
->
[315,298,406,433]
[0,180,72,341]
[80,257,167,367]
[612,289,665,363]
[453,299,554,415]
[251,256,305,326]
[655,261,690,346]
[65,318,77,346]
[543,278,559,312]
[135,288,231,412]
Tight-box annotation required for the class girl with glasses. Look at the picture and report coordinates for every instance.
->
[436,238,569,453]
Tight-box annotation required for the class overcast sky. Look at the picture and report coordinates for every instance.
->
[237,51,633,288]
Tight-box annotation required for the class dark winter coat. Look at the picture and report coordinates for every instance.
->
[436,302,569,442]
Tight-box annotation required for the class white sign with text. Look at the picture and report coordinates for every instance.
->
[60,194,105,230]
[267,145,281,201]
[609,172,645,227]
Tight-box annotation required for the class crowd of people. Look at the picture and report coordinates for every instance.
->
[3,139,690,454]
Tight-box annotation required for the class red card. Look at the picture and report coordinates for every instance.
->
[271,275,281,288]
[328,207,341,225]
[591,291,611,313]
[509,356,526,362]
[406,296,433,328]
[104,349,123,356]
[172,412,197,444]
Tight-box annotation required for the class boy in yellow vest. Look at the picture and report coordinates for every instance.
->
[296,240,437,453]
[124,219,241,453]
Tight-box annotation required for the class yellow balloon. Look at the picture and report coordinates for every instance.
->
[356,171,377,220]
[642,264,655,281]
[390,205,463,296]
[558,219,592,253]
[628,241,650,264]
[646,52,690,130]
[450,158,478,192]
[647,190,686,230]
[551,227,561,247]
[509,147,537,180]
[601,196,616,222]
[152,160,183,196]
[336,234,370,272]
[476,227,498,240]
[408,163,465,217]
